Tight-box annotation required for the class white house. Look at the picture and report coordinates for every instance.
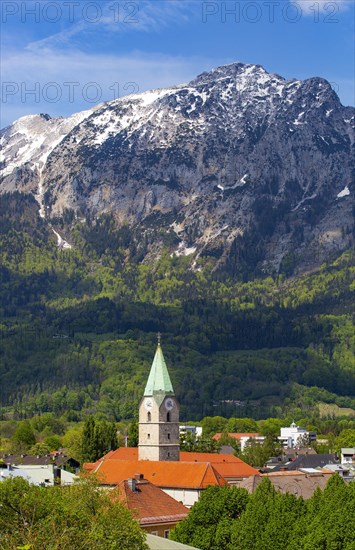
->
[322,464,354,481]
[179,425,202,438]
[341,448,355,465]
[0,464,76,486]
[278,422,316,448]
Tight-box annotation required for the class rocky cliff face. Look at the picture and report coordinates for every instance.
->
[1,62,354,274]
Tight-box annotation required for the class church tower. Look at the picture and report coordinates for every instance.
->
[138,337,180,461]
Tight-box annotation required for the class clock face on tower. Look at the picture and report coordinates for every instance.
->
[144,398,153,411]
[165,398,174,411]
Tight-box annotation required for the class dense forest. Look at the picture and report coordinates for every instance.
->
[0,193,354,422]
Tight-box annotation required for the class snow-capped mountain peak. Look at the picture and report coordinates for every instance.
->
[1,62,353,274]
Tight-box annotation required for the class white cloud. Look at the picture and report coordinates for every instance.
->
[25,0,197,53]
[0,48,212,127]
[0,1,206,127]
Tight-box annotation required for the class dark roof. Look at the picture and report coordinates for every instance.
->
[0,453,79,468]
[272,454,339,472]
[219,445,236,455]
[283,447,317,460]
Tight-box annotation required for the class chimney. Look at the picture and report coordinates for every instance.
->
[134,473,144,481]
[127,478,137,492]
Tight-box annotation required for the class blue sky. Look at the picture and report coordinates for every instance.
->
[1,0,354,127]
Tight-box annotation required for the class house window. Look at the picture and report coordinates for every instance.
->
[164,530,170,538]
[147,434,150,439]
[167,412,171,422]
[167,433,170,439]
[147,412,151,422]
[167,452,170,458]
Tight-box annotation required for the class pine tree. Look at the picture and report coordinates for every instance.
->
[127,420,138,447]
[81,416,97,462]
[82,417,119,463]
[230,477,276,549]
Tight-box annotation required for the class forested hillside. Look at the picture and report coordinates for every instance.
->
[0,193,354,421]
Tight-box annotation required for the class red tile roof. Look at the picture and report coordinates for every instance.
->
[83,448,258,485]
[181,451,258,478]
[96,447,245,464]
[117,477,188,525]
[88,459,227,489]
[179,451,240,463]
[108,448,138,461]
[212,433,260,441]
[212,461,258,479]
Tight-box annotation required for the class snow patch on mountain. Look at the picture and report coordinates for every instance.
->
[337,186,350,198]
[0,108,96,178]
[52,228,72,249]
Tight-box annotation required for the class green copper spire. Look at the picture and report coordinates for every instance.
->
[144,341,174,396]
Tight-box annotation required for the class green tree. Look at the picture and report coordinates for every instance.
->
[291,474,355,550]
[201,416,229,437]
[44,434,62,451]
[127,420,139,447]
[170,485,249,550]
[82,417,118,463]
[82,416,97,462]
[94,420,118,456]
[335,428,355,453]
[12,420,36,451]
[0,476,148,549]
[230,477,276,549]
[260,491,306,550]
[62,426,83,462]
[180,430,198,451]
[227,417,258,433]
[258,418,285,437]
[180,431,221,453]
[238,436,281,467]
[28,442,51,455]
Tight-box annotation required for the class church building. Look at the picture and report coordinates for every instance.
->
[138,338,180,461]
[84,338,259,508]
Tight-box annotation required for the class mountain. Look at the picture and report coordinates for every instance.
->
[0,188,354,419]
[1,62,354,275]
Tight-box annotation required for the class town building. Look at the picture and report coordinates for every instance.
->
[213,432,264,451]
[236,470,334,499]
[146,534,201,550]
[88,456,226,507]
[278,422,316,448]
[271,453,339,472]
[138,337,180,461]
[117,474,188,538]
[0,452,80,472]
[321,463,354,480]
[84,339,258,508]
[179,425,202,438]
[341,448,355,465]
[0,463,75,486]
